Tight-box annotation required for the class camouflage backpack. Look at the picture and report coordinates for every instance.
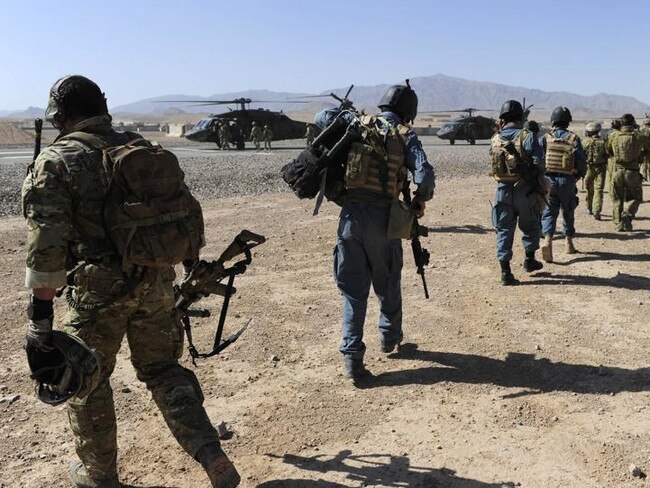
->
[613,130,642,166]
[585,137,607,166]
[63,132,204,270]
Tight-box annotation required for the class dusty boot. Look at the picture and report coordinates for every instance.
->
[541,234,554,263]
[593,212,601,221]
[565,237,578,254]
[69,461,119,488]
[523,251,543,273]
[344,355,370,381]
[197,443,241,488]
[499,261,518,286]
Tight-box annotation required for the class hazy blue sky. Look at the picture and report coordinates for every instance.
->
[1,0,648,110]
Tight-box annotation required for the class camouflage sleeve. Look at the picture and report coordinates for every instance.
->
[606,133,615,157]
[21,147,73,289]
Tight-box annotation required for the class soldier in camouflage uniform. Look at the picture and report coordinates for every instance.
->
[262,124,273,150]
[304,123,317,147]
[249,121,263,149]
[22,75,240,488]
[582,122,608,220]
[606,119,621,193]
[606,113,650,231]
[219,121,231,150]
[641,118,650,183]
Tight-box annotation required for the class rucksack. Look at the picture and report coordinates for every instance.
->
[585,137,607,166]
[64,132,204,270]
[614,131,642,166]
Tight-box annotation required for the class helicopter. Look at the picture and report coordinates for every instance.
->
[430,99,537,145]
[157,97,312,149]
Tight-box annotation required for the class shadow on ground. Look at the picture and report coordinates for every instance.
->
[554,251,650,265]
[427,224,492,235]
[359,344,650,396]
[525,271,650,290]
[259,450,516,487]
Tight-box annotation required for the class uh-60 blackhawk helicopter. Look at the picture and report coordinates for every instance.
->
[157,97,312,149]
[430,99,537,145]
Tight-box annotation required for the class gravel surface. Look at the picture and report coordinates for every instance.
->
[0,136,489,218]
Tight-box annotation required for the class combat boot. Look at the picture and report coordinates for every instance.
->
[593,212,601,221]
[380,333,403,354]
[499,261,518,286]
[541,234,553,263]
[69,461,119,488]
[197,443,241,488]
[523,251,543,273]
[622,215,633,231]
[565,237,578,254]
[344,355,370,381]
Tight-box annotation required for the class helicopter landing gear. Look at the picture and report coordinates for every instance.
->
[469,138,476,145]
[449,139,455,145]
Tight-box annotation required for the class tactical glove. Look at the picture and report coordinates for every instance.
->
[26,296,54,352]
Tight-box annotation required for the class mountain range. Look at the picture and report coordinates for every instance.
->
[3,75,649,120]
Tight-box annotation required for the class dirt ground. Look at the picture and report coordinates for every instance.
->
[0,176,649,488]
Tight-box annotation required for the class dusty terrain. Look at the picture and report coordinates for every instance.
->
[0,139,649,488]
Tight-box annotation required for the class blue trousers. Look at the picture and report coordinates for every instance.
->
[541,175,578,237]
[333,201,403,358]
[491,181,541,262]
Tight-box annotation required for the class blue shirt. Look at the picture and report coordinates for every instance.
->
[540,128,587,178]
[314,108,436,200]
[495,123,545,168]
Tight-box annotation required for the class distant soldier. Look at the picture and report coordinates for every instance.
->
[219,121,231,150]
[582,122,608,220]
[641,117,650,182]
[606,119,621,192]
[305,123,317,147]
[262,125,273,150]
[249,121,263,150]
[606,113,650,231]
[540,107,586,262]
[490,100,545,285]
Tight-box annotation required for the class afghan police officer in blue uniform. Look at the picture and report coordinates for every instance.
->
[314,82,435,381]
[540,107,586,262]
[490,100,545,285]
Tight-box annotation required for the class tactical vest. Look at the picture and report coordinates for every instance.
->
[544,131,578,175]
[612,128,643,168]
[490,129,530,183]
[344,115,408,198]
[584,136,607,166]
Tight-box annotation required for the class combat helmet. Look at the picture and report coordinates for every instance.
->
[378,79,418,123]
[25,331,101,406]
[644,117,650,127]
[499,100,524,122]
[620,113,636,127]
[586,121,602,133]
[551,106,572,126]
[45,75,108,129]
[611,119,621,130]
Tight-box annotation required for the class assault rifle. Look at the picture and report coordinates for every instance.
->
[174,230,265,364]
[503,141,549,207]
[33,118,43,162]
[401,183,430,299]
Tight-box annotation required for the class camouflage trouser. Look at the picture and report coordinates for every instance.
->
[64,263,219,480]
[264,139,272,150]
[641,160,650,183]
[584,164,607,214]
[251,137,260,149]
[611,166,643,229]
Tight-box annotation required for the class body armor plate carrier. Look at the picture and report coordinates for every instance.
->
[545,132,577,175]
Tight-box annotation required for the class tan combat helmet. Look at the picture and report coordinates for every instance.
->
[586,121,601,134]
